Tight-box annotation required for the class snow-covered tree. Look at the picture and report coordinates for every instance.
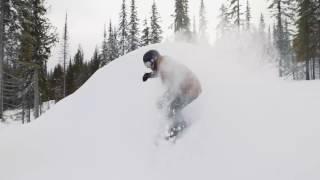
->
[293,0,318,80]
[259,13,266,34]
[90,47,101,74]
[150,1,162,44]
[268,0,295,77]
[107,21,120,61]
[245,0,251,30]
[118,0,129,55]
[128,0,140,52]
[228,0,242,29]
[174,0,191,38]
[199,0,207,41]
[217,3,231,38]
[61,13,69,98]
[101,24,109,66]
[141,18,151,46]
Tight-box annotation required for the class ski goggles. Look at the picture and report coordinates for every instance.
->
[144,58,155,69]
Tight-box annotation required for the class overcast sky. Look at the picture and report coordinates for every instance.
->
[46,0,270,69]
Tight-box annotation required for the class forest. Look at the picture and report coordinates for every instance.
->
[0,0,320,122]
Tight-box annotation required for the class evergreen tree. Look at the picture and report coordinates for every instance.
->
[50,64,64,101]
[128,0,140,52]
[228,0,242,29]
[3,0,20,65]
[268,0,295,77]
[90,47,101,75]
[245,0,251,30]
[293,0,317,80]
[29,0,57,104]
[217,3,231,38]
[183,0,191,31]
[65,59,75,95]
[118,0,129,55]
[61,12,69,98]
[107,21,120,62]
[72,46,85,88]
[150,1,162,44]
[199,0,208,41]
[141,18,151,46]
[174,0,191,37]
[259,13,266,34]
[113,26,120,58]
[101,24,108,66]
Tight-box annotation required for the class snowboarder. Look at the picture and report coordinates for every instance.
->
[142,50,202,139]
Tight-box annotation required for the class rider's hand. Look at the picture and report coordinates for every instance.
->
[142,73,151,82]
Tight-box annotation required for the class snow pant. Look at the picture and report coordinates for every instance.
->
[167,94,197,122]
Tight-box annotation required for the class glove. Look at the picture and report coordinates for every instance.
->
[143,73,151,82]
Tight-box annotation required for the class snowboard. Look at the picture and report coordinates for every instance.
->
[164,120,188,142]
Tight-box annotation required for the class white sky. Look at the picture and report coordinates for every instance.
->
[47,0,270,69]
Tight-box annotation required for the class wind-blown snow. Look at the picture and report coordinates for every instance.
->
[1,33,320,180]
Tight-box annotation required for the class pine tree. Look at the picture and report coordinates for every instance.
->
[199,0,208,41]
[72,46,85,88]
[30,0,57,108]
[259,13,266,34]
[107,21,120,61]
[174,0,184,32]
[174,0,191,37]
[150,1,162,44]
[183,0,191,31]
[62,12,69,98]
[113,26,120,58]
[245,0,251,30]
[50,64,64,101]
[128,0,140,52]
[101,24,108,66]
[228,0,242,29]
[268,0,295,77]
[293,0,317,80]
[141,18,151,46]
[90,47,101,74]
[118,0,129,55]
[3,0,20,65]
[65,59,75,95]
[217,3,231,38]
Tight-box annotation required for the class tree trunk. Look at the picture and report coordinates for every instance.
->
[0,0,4,121]
[312,58,316,80]
[318,58,320,79]
[306,59,310,80]
[279,58,283,77]
[22,95,25,124]
[33,70,40,119]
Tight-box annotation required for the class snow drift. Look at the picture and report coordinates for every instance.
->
[1,33,320,180]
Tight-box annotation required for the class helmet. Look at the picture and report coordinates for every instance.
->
[143,50,160,70]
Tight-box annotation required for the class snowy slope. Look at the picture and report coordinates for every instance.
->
[1,35,320,180]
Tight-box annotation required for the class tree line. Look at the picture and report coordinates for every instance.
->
[48,0,163,103]
[1,0,320,122]
[216,0,320,80]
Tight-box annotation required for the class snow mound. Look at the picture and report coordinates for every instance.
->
[1,40,320,180]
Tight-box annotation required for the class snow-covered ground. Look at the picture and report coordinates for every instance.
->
[1,33,320,180]
[0,100,55,128]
